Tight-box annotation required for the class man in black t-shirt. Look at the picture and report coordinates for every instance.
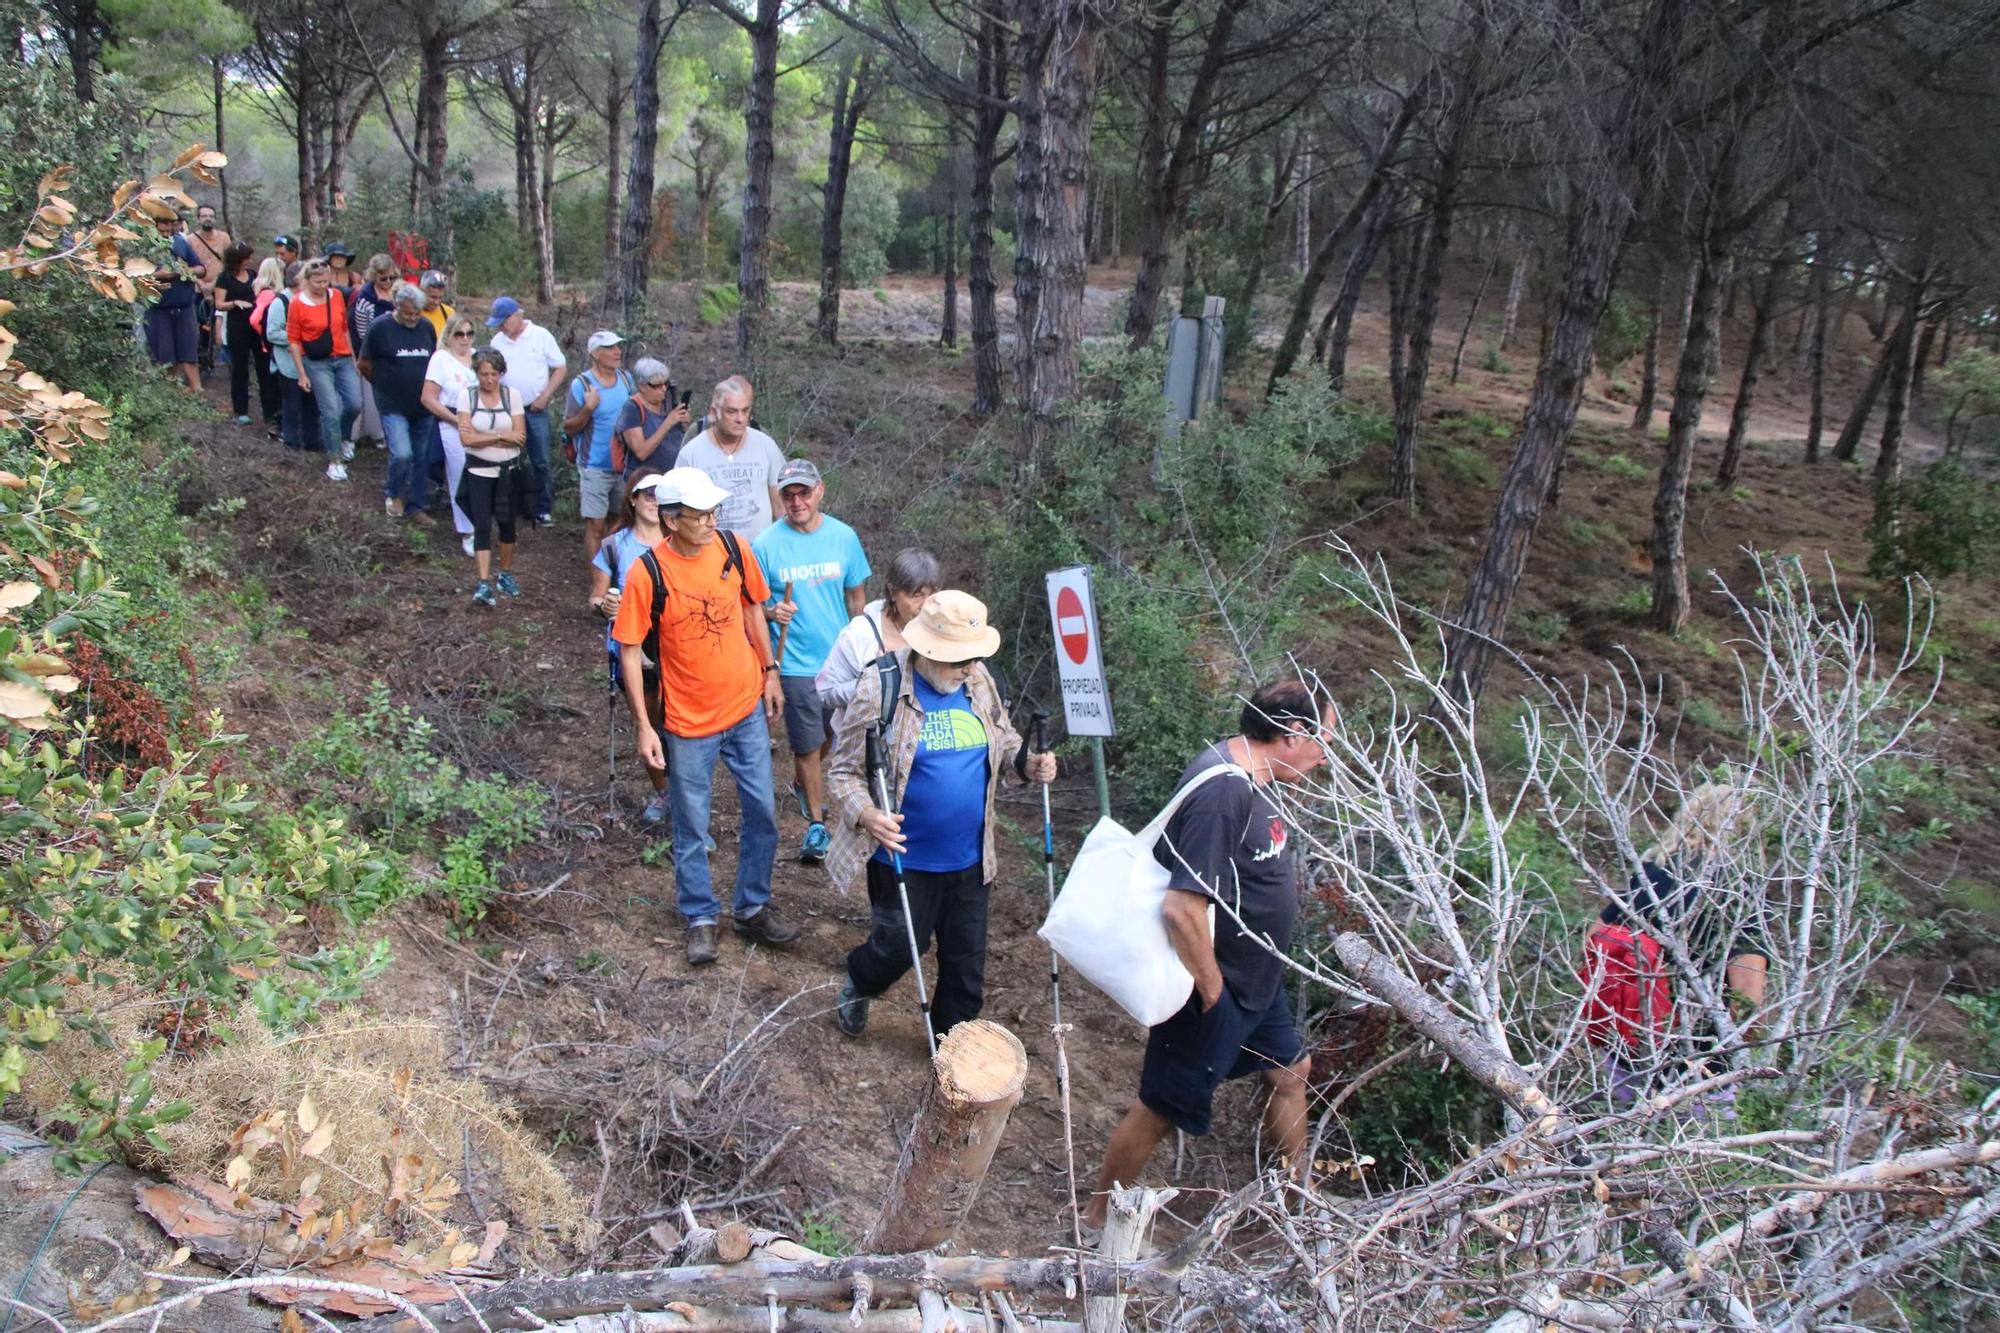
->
[1082,678,1331,1235]
[357,283,439,518]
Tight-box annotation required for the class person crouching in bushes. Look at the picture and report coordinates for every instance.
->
[590,465,673,822]
[825,590,1057,1041]
[457,348,530,608]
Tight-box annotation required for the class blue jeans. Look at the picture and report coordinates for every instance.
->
[522,407,554,518]
[664,704,779,925]
[303,356,363,456]
[380,410,435,512]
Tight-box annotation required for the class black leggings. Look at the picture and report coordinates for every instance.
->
[458,464,519,552]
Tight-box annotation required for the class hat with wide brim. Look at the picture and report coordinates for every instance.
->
[903,590,1002,663]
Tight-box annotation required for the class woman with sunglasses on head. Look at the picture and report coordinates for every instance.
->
[422,314,481,557]
[615,357,693,474]
[814,547,941,720]
[456,349,528,608]
[589,466,674,822]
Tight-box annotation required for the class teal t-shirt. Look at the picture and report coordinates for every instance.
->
[568,369,633,471]
[752,515,871,677]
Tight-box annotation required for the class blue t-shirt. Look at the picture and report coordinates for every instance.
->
[751,516,871,677]
[592,528,654,656]
[881,671,988,873]
[568,369,634,471]
[159,233,201,309]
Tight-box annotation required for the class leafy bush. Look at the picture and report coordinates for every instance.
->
[1593,289,1649,369]
[1872,458,2000,580]
[698,282,743,327]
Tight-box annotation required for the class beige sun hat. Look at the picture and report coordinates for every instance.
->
[903,590,1002,662]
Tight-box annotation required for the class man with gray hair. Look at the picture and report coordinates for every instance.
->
[678,374,787,539]
[358,282,440,517]
[615,357,693,474]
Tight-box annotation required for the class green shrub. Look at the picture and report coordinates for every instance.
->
[1871,459,2000,580]
[1438,444,1498,489]
[1594,290,1649,369]
[1595,452,1650,480]
[698,283,743,326]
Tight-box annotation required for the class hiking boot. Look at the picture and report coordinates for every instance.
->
[495,571,521,598]
[325,461,349,482]
[733,905,800,947]
[800,821,830,864]
[472,581,497,608]
[641,789,673,826]
[685,923,719,966]
[834,979,870,1037]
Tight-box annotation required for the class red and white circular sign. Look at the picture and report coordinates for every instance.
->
[1056,585,1091,665]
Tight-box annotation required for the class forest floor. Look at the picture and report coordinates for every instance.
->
[173,257,2000,1267]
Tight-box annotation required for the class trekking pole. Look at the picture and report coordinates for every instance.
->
[1032,709,1064,1033]
[605,660,619,818]
[773,580,795,666]
[866,723,937,1056]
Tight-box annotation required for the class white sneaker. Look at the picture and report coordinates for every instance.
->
[326,462,349,482]
[461,534,476,558]
[340,439,356,462]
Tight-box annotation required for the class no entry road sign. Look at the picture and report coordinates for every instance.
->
[1045,566,1115,738]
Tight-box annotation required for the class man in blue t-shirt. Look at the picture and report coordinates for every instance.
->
[144,213,207,392]
[561,330,633,558]
[752,458,871,864]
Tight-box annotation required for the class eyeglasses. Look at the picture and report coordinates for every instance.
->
[450,330,474,339]
[642,380,668,389]
[673,508,718,524]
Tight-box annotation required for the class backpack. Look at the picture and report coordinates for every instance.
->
[1579,922,1672,1051]
[635,530,749,678]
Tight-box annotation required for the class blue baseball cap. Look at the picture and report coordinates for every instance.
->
[486,296,522,327]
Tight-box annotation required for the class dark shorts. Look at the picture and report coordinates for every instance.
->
[1139,986,1306,1137]
[779,675,828,754]
[145,304,199,365]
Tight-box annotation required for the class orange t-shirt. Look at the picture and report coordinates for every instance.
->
[612,535,773,738]
[287,288,353,359]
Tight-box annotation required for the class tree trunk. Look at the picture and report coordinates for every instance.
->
[860,1021,1027,1253]
[515,99,535,240]
[1910,311,1941,400]
[1716,242,1787,488]
[1648,247,1729,634]
[1225,133,1301,363]
[61,0,101,103]
[1449,257,1498,384]
[1632,262,1666,431]
[538,103,559,302]
[1872,283,1923,554]
[1804,253,1832,462]
[816,52,873,345]
[1830,303,1910,462]
[212,58,230,231]
[967,15,1007,415]
[941,141,960,349]
[1264,97,1419,394]
[1443,184,1630,704]
[417,30,453,262]
[295,74,321,241]
[603,64,627,295]
[1497,245,1530,350]
[611,0,664,322]
[1122,1,1178,349]
[1325,202,1390,395]
[736,0,782,354]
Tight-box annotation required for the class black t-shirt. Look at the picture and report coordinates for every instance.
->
[1152,742,1298,1011]
[217,272,256,328]
[360,317,438,418]
[1602,858,1766,963]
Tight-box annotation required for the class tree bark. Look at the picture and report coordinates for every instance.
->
[536,94,560,303]
[1325,202,1390,395]
[966,16,1008,415]
[416,23,453,262]
[735,0,783,354]
[1449,257,1498,385]
[295,70,321,241]
[1013,0,1099,478]
[602,62,628,295]
[1716,240,1787,488]
[816,51,875,345]
[611,0,666,323]
[1264,96,1419,394]
[1648,246,1729,634]
[1632,261,1665,431]
[1497,244,1530,350]
[861,1021,1028,1253]
[1871,281,1923,548]
[1830,302,1910,462]
[941,136,960,349]
[1804,251,1831,462]
[1225,132,1302,363]
[213,57,230,231]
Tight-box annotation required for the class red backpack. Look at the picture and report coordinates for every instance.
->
[1579,923,1672,1050]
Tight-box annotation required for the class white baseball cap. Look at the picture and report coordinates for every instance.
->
[586,329,624,352]
[637,466,730,512]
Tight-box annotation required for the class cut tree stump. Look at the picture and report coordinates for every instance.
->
[861,1020,1028,1253]
[1084,1187,1176,1333]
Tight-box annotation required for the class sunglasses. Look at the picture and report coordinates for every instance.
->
[642,380,668,388]
[450,330,474,339]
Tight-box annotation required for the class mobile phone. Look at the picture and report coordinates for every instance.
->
[678,389,692,408]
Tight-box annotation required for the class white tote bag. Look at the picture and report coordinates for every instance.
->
[1037,761,1249,1027]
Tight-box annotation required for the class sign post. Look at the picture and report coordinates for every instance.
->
[1046,566,1115,822]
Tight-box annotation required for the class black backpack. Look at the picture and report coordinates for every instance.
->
[636,529,749,675]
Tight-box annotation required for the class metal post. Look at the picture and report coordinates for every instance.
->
[1090,737,1112,823]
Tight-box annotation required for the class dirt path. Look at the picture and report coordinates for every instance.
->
[188,403,1275,1261]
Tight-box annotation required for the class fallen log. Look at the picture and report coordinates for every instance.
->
[551,1305,1083,1332]
[346,1252,1301,1333]
[863,1020,1028,1253]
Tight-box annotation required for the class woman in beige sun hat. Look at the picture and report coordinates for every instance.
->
[822,590,1057,1045]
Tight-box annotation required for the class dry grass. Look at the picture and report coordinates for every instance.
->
[23,1007,593,1267]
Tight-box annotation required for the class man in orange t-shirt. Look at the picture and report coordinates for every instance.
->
[614,467,799,965]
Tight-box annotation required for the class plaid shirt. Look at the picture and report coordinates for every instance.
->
[824,659,1025,893]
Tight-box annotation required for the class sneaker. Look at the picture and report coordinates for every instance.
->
[833,979,870,1037]
[472,581,496,608]
[641,789,672,826]
[495,571,521,598]
[235,414,252,426]
[536,511,554,526]
[800,821,830,863]
[384,495,401,517]
[340,439,356,462]
[325,462,349,482]
[685,923,719,966]
[733,905,800,947]
[461,534,476,558]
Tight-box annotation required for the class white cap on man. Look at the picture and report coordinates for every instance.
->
[586,330,624,353]
[635,466,729,512]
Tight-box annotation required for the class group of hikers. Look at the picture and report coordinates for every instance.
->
[146,211,1769,1236]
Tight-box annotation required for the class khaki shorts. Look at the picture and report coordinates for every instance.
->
[578,466,617,520]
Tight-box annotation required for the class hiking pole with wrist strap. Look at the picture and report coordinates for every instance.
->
[865,720,937,1057]
[1032,710,1064,1033]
